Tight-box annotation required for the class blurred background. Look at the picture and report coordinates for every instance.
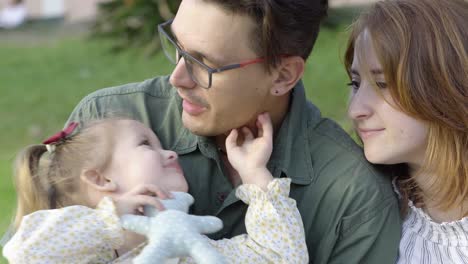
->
[0,0,375,262]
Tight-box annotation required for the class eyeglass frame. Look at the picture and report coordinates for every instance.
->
[158,19,265,89]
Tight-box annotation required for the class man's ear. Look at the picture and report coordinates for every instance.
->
[270,56,305,96]
[80,169,117,192]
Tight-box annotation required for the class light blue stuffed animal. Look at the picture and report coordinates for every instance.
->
[120,192,227,264]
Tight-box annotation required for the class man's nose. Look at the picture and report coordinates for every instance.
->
[169,57,196,89]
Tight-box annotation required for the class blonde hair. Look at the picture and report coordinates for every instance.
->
[13,119,118,229]
[344,0,468,214]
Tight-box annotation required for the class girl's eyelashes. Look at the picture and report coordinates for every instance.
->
[139,139,151,146]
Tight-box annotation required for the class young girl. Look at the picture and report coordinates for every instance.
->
[2,114,308,263]
[345,0,467,262]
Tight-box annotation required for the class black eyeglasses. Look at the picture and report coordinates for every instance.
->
[158,19,264,89]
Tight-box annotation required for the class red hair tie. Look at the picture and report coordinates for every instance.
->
[43,122,79,145]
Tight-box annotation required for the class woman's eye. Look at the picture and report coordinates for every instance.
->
[347,80,360,91]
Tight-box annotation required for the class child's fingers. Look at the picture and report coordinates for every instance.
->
[134,195,166,211]
[129,184,171,199]
[226,129,239,150]
[128,184,149,195]
[242,127,254,141]
[256,119,263,138]
[145,185,172,199]
[258,113,273,142]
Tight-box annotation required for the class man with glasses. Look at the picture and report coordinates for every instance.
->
[67,0,401,262]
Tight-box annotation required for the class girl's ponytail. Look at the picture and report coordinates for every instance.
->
[13,145,49,229]
[11,120,119,230]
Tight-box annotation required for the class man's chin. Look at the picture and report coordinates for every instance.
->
[182,114,213,136]
[182,112,236,137]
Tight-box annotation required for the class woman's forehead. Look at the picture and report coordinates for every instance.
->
[352,30,382,72]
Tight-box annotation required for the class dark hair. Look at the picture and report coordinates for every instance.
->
[204,0,328,70]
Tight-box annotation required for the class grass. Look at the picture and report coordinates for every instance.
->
[0,23,350,261]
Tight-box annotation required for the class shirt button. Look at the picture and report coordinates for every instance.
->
[217,192,228,203]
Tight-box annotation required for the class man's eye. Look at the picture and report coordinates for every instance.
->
[202,58,217,68]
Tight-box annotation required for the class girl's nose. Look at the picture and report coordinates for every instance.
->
[162,149,178,161]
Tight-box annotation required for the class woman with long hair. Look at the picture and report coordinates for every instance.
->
[345,0,467,262]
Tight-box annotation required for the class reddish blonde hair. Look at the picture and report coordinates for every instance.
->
[344,0,468,213]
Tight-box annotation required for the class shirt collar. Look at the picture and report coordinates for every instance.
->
[268,81,315,185]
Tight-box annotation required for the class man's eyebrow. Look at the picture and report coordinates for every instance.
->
[170,25,223,66]
[190,50,223,66]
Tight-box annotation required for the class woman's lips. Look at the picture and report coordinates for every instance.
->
[358,128,385,139]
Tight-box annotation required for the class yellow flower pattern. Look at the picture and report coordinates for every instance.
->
[115,179,308,264]
[4,179,308,264]
[3,197,123,264]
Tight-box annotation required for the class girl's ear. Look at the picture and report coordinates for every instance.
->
[80,169,117,192]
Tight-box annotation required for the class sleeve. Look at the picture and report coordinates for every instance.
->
[2,197,124,264]
[179,178,308,264]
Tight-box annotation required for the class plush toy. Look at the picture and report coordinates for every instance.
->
[120,192,227,264]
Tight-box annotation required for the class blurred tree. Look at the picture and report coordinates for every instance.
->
[92,0,181,55]
[92,0,362,55]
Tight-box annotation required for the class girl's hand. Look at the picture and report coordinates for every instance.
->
[226,113,274,190]
[113,184,171,216]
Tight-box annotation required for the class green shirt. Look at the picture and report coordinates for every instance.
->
[67,76,401,263]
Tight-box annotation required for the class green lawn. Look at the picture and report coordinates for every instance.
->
[0,24,350,261]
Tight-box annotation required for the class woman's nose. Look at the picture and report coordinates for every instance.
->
[348,85,374,121]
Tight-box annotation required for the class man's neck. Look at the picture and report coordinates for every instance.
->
[215,94,290,186]
[214,94,290,153]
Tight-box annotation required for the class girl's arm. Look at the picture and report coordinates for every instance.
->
[208,178,308,264]
[2,197,123,264]
[3,184,169,264]
[180,113,308,264]
[176,181,308,264]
